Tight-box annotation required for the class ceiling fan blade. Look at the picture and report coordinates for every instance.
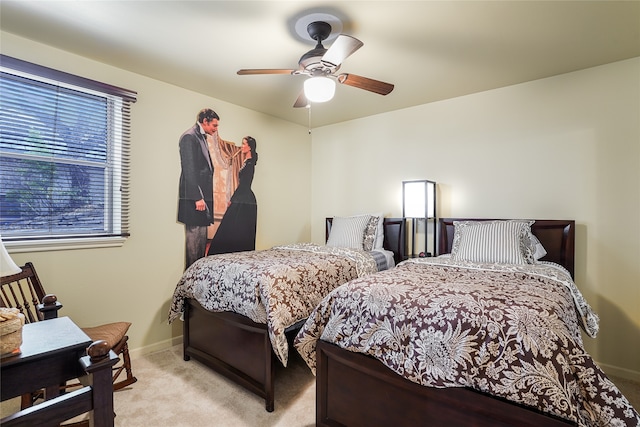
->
[237,69,295,75]
[337,73,394,95]
[321,35,364,67]
[293,91,308,108]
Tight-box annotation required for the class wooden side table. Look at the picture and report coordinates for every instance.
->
[1,316,118,427]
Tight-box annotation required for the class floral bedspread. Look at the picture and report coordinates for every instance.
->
[168,243,377,366]
[294,258,640,426]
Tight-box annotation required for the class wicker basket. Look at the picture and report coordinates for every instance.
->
[0,307,25,356]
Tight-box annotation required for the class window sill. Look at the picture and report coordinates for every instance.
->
[4,236,127,253]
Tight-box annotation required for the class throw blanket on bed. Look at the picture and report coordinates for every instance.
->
[168,243,377,366]
[294,258,639,426]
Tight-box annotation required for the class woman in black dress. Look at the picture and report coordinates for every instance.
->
[207,136,258,255]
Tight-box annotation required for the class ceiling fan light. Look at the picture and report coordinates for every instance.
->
[304,76,335,103]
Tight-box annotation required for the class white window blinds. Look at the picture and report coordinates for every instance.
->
[0,55,137,244]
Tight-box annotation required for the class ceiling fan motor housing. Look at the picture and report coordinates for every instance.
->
[307,21,332,43]
[299,21,337,74]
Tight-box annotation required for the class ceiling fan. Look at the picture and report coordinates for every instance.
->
[237,21,394,108]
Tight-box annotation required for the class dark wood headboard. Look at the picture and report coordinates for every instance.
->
[438,218,575,278]
[326,217,407,265]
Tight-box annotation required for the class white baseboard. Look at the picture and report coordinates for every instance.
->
[598,361,640,383]
[129,336,183,360]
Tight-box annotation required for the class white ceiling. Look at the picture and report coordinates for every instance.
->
[2,1,639,128]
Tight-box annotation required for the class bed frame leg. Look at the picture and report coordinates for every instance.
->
[264,327,275,412]
[183,300,191,361]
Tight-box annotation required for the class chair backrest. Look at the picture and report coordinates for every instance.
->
[1,262,48,324]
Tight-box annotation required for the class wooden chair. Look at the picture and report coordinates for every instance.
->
[0,262,137,408]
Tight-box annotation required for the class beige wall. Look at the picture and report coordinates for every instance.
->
[1,32,312,354]
[310,57,640,380]
[2,31,638,382]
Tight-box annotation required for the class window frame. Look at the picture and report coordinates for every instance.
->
[0,55,137,252]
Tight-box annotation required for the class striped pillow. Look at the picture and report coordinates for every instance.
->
[326,215,372,249]
[451,220,534,264]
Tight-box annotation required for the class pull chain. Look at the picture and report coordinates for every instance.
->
[308,104,312,134]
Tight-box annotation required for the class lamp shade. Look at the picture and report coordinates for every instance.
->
[402,180,437,257]
[0,239,21,277]
[402,180,436,218]
[303,76,335,103]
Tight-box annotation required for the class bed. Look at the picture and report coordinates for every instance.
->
[295,218,640,426]
[168,215,406,412]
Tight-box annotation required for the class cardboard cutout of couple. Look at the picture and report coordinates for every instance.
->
[177,108,257,269]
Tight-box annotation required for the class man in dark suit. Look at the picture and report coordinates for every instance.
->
[178,108,218,269]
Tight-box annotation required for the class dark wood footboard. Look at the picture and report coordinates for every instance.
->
[316,340,576,427]
[183,298,276,412]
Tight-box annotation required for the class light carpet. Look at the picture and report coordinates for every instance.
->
[3,344,639,426]
[111,344,316,426]
[1,344,316,427]
[122,347,640,426]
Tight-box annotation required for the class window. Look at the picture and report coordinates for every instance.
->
[0,55,137,251]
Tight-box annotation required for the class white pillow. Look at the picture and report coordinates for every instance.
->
[326,215,372,249]
[533,238,547,260]
[451,220,533,264]
[523,231,548,262]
